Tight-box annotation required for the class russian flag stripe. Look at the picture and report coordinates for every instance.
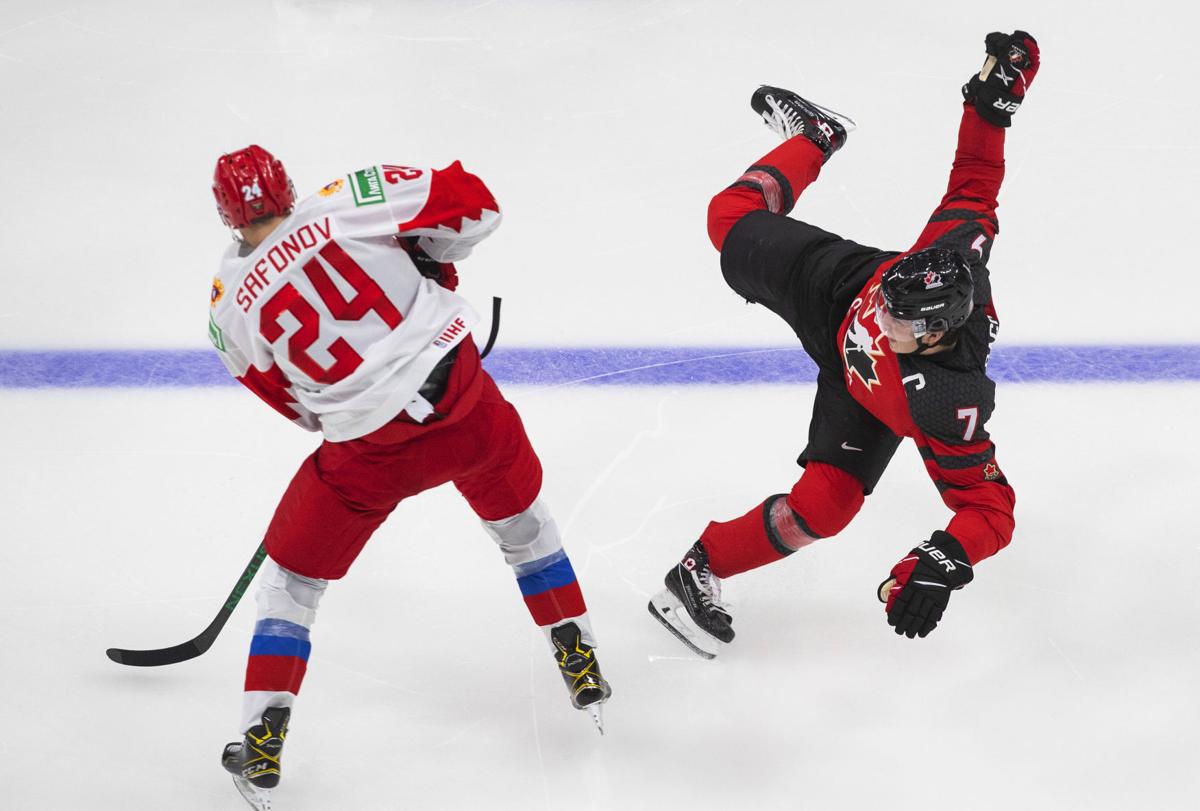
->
[245,655,308,694]
[523,581,587,626]
[512,548,567,579]
[253,618,310,641]
[516,555,577,597]
[250,634,312,661]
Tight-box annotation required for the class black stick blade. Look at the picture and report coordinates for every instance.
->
[105,543,267,668]
[106,639,207,667]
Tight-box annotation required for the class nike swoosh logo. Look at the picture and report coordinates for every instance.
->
[841,442,863,451]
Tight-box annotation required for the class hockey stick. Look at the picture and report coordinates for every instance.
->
[979,54,997,81]
[110,300,498,668]
[106,542,268,667]
[479,296,502,359]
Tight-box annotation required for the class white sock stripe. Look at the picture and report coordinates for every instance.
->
[240,690,294,735]
[542,613,596,649]
[483,498,564,567]
[256,559,325,628]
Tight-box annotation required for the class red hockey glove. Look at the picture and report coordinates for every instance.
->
[962,30,1040,127]
[878,531,974,639]
[398,237,460,291]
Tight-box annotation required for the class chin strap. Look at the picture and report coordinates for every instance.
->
[915,329,961,354]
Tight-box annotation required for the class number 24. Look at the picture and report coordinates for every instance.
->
[259,239,402,384]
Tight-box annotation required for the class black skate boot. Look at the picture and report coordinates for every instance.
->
[750,85,855,161]
[648,541,734,659]
[550,621,612,734]
[221,706,289,811]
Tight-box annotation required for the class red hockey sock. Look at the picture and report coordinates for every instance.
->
[749,136,826,204]
[700,497,796,579]
[708,137,829,250]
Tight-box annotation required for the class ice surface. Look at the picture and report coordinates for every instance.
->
[2,0,1199,809]
[4,383,1200,809]
[1,0,1197,349]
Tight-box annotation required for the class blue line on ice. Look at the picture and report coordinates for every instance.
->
[1,346,1197,388]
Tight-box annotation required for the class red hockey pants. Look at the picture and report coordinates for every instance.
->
[263,371,542,580]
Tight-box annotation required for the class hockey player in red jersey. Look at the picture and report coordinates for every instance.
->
[650,31,1039,657]
[208,147,611,808]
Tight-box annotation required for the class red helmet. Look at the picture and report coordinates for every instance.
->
[212,144,296,228]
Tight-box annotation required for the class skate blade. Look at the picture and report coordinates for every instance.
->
[757,85,857,133]
[587,703,605,735]
[647,591,722,660]
[232,775,273,811]
[810,99,857,133]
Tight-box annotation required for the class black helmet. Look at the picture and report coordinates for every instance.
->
[879,248,974,335]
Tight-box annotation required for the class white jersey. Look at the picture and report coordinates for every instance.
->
[209,162,501,441]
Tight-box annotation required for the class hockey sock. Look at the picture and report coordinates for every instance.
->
[735,136,826,216]
[709,136,829,249]
[699,495,814,579]
[482,499,595,647]
[240,559,327,733]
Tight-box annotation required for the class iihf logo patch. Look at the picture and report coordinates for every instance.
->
[924,271,943,289]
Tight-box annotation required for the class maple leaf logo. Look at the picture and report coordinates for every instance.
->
[842,300,885,389]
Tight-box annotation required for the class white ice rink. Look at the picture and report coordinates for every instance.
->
[3,1,1199,810]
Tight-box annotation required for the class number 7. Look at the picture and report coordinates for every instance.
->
[956,407,979,441]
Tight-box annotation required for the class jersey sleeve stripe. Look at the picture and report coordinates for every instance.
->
[927,208,999,229]
[918,444,996,469]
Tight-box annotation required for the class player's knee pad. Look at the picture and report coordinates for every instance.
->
[481,498,562,567]
[256,558,328,628]
[786,461,866,538]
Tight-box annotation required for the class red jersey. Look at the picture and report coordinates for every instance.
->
[834,109,1014,564]
[708,105,1016,565]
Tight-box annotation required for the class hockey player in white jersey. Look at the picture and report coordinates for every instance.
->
[209,145,610,809]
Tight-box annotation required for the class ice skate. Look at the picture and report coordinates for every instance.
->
[648,541,734,659]
[550,621,612,735]
[750,85,855,160]
[221,706,289,811]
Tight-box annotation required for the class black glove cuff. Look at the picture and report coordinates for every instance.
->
[913,531,974,589]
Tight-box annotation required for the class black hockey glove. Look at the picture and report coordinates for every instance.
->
[878,531,973,639]
[398,237,460,291]
[962,30,1040,127]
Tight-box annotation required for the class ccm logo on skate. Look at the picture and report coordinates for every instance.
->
[917,541,958,573]
[432,317,468,348]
